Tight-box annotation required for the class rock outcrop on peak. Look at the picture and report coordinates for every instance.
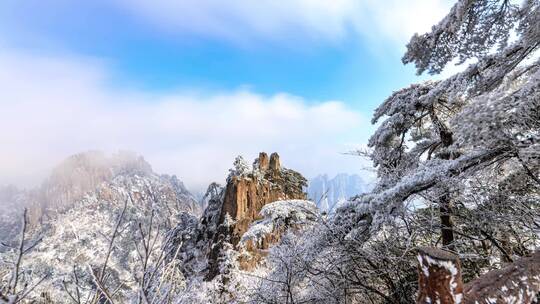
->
[165,152,311,282]
[220,152,306,246]
[205,152,308,277]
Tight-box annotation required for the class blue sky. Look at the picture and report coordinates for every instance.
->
[0,0,454,191]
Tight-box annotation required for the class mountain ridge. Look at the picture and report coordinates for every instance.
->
[307,173,371,212]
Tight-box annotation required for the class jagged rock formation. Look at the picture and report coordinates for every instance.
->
[221,152,307,246]
[165,152,311,283]
[208,152,307,278]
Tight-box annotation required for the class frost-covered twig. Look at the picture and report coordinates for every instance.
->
[89,199,128,303]
[9,209,27,295]
[0,209,45,303]
[88,264,115,304]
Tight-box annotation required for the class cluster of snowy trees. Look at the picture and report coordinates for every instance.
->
[249,0,540,302]
[0,165,199,303]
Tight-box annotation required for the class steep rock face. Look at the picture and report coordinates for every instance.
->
[164,152,310,283]
[203,152,307,279]
[219,152,307,246]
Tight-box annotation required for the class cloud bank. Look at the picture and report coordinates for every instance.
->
[117,0,453,44]
[0,49,370,191]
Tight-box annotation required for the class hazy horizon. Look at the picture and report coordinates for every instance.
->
[0,0,454,191]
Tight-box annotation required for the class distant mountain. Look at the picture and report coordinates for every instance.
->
[0,151,202,301]
[307,173,371,212]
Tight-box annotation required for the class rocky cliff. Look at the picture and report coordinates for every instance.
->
[164,152,312,284]
[238,199,318,270]
[220,152,307,246]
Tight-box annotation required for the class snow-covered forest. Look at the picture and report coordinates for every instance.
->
[1,0,539,303]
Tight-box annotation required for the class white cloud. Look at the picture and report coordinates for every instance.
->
[0,49,372,192]
[115,0,454,44]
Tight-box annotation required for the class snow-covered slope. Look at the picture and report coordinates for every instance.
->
[240,199,318,248]
[307,173,370,212]
[23,173,198,301]
[0,152,201,302]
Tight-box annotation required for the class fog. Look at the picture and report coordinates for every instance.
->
[0,49,373,193]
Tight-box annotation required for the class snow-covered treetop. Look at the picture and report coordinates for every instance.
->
[259,200,318,222]
[362,0,539,219]
[228,155,251,179]
[403,0,521,75]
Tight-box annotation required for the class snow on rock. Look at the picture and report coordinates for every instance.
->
[463,250,540,304]
[237,199,319,270]
[0,154,201,303]
[241,199,319,247]
[417,247,464,304]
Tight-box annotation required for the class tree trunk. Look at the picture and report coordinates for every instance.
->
[439,197,455,251]
[430,108,455,251]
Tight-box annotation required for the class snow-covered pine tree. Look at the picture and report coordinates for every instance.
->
[254,1,540,302]
[367,0,539,250]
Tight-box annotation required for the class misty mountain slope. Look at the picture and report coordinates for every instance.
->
[25,173,199,301]
[307,173,371,212]
[0,151,200,240]
[34,150,155,221]
[0,151,201,302]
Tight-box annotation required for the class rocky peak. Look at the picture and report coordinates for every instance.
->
[203,152,307,279]
[2,151,200,231]
[269,152,280,171]
[40,151,152,208]
[219,152,306,245]
[256,152,269,171]
[253,152,281,173]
